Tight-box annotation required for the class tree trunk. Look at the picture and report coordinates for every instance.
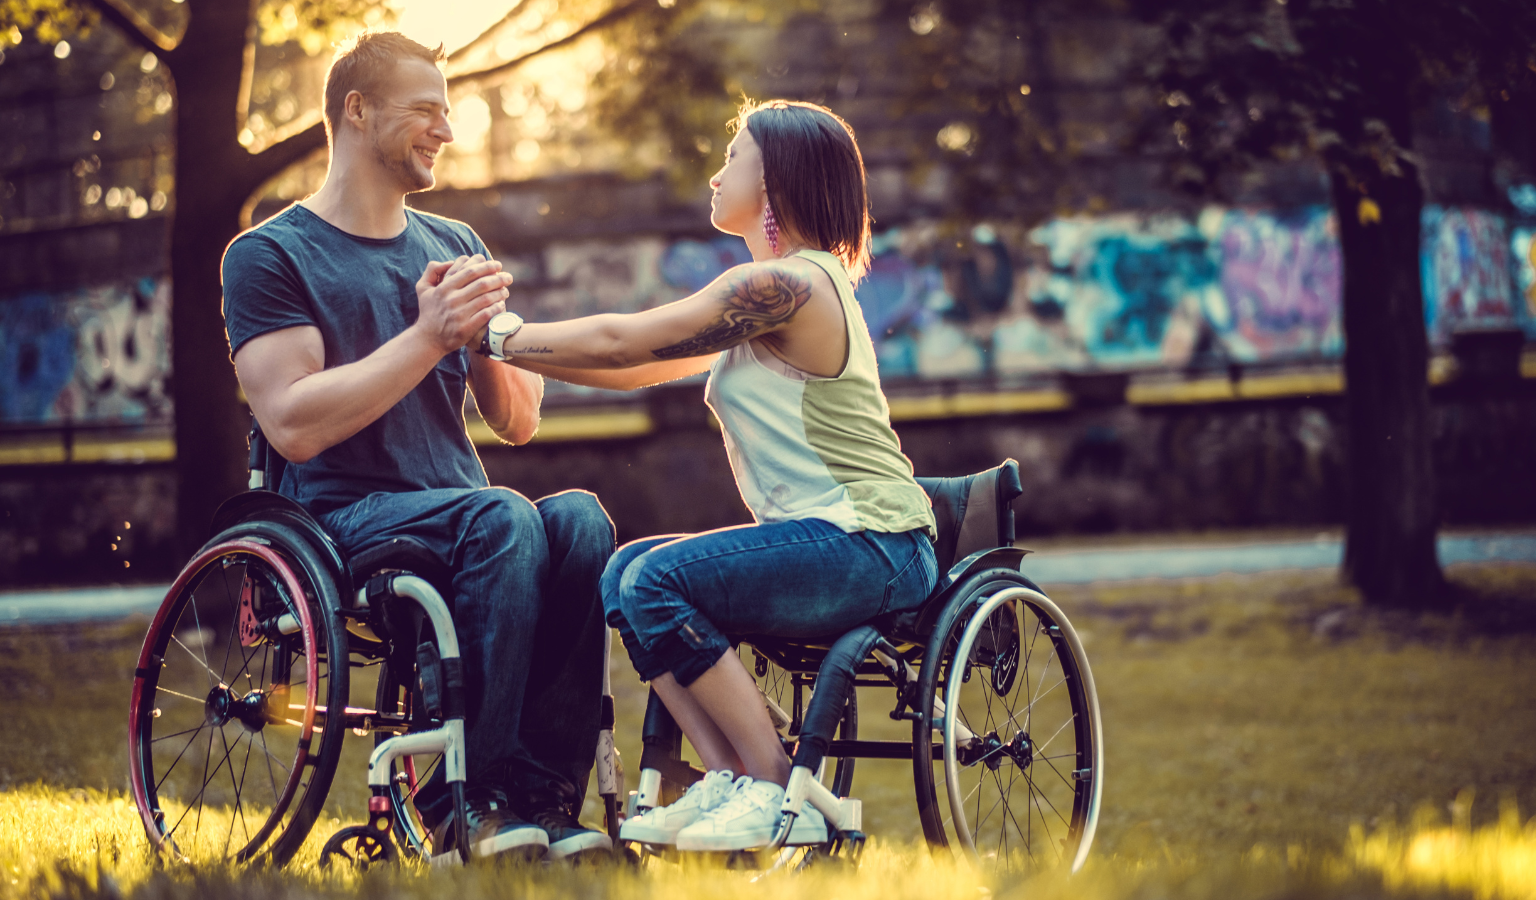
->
[1328,102,1445,610]
[168,0,262,555]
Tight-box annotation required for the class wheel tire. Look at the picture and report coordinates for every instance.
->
[128,521,350,867]
[911,572,1103,872]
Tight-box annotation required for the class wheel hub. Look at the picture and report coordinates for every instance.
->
[965,730,1033,771]
[205,684,271,733]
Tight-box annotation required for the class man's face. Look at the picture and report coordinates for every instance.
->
[364,58,453,193]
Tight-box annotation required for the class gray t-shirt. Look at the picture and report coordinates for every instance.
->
[221,204,490,516]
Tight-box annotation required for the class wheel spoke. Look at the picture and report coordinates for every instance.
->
[153,724,207,794]
[1033,712,1076,757]
[171,633,223,688]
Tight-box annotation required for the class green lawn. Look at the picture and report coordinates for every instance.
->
[2,563,1534,899]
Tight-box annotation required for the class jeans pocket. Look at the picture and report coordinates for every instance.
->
[881,535,938,615]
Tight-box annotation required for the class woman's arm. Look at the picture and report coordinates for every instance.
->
[507,354,718,391]
[498,258,816,370]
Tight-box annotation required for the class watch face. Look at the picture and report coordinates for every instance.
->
[489,311,521,333]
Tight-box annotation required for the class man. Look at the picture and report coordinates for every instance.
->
[221,31,613,864]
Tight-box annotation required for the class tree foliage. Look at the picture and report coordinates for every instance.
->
[1133,0,1536,194]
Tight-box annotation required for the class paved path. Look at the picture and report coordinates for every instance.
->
[3,533,1533,625]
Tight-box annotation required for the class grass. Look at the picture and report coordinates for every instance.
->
[2,563,1535,899]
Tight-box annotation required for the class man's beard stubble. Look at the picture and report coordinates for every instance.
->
[371,130,433,193]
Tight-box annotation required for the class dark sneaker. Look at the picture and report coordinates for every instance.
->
[430,788,548,865]
[522,800,612,863]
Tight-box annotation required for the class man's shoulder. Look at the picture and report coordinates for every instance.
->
[406,207,485,251]
[225,205,308,262]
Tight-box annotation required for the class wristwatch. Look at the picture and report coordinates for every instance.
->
[478,311,524,360]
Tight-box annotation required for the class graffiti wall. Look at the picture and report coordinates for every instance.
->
[0,277,172,425]
[5,200,1529,424]
[502,202,1529,395]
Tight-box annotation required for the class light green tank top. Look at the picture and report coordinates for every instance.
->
[703,249,936,539]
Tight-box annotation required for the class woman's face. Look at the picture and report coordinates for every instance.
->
[709,128,765,237]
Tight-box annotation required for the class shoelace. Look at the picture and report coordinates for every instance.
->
[691,769,737,810]
[699,777,779,823]
[528,804,582,833]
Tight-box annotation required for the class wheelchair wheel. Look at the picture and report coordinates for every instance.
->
[912,577,1103,872]
[128,523,350,866]
[744,647,857,797]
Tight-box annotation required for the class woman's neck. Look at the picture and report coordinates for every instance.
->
[744,221,813,263]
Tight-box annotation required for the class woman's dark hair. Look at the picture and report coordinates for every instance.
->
[734,99,872,283]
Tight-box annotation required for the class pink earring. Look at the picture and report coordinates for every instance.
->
[763,200,781,255]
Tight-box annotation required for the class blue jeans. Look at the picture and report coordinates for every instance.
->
[601,518,937,686]
[320,487,614,817]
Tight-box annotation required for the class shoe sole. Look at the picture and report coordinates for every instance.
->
[547,831,613,863]
[675,822,829,851]
[618,820,693,845]
[429,833,549,867]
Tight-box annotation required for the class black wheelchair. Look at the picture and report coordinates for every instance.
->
[127,425,1102,873]
[628,460,1104,871]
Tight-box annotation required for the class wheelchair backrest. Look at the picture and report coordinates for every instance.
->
[914,459,1023,571]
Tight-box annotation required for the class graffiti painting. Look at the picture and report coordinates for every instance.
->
[0,277,171,425]
[1421,206,1517,345]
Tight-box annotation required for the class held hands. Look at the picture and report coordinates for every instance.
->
[413,254,511,356]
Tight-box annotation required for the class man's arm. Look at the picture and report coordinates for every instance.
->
[234,256,511,463]
[467,351,544,444]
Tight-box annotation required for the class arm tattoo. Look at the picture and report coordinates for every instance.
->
[651,265,813,360]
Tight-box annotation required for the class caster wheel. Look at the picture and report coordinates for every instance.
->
[319,824,397,871]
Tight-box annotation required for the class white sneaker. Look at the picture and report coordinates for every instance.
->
[618,769,737,845]
[674,777,829,851]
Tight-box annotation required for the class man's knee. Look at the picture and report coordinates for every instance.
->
[539,490,615,556]
[464,487,544,551]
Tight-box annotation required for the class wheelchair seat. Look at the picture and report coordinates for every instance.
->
[349,537,454,586]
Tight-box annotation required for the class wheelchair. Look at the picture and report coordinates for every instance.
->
[126,424,1103,873]
[622,459,1104,872]
[126,424,629,868]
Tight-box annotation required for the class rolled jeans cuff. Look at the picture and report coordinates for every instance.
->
[641,612,733,687]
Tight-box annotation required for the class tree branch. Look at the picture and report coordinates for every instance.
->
[445,0,535,63]
[82,0,177,55]
[447,0,653,87]
[245,119,328,189]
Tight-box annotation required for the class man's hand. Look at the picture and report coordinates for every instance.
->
[414,254,512,355]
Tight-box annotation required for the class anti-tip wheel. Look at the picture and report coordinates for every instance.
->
[319,824,397,871]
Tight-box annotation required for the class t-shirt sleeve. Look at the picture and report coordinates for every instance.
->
[221,233,315,358]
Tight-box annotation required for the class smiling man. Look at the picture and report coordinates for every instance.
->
[219,32,615,864]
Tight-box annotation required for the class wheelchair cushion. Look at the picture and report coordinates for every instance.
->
[914,459,1022,572]
[349,536,454,586]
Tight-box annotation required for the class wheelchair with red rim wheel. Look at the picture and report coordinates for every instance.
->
[126,423,626,868]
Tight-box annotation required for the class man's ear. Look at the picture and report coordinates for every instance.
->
[343,90,368,131]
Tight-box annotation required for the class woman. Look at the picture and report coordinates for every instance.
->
[488,99,937,852]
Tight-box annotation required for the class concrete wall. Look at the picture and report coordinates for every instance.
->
[5,385,1530,588]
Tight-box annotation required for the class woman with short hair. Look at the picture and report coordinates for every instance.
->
[489,99,937,851]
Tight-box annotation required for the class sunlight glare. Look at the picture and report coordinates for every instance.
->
[396,0,516,54]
